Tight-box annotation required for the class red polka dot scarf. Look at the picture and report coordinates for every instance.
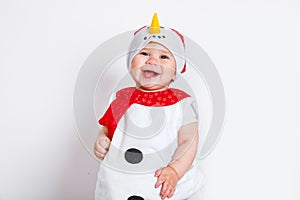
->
[98,87,190,140]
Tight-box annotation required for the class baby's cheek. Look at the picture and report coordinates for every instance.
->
[131,55,144,69]
[164,68,176,77]
[129,70,141,84]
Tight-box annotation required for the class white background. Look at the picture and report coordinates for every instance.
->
[1,0,300,199]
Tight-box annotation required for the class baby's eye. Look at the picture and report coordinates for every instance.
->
[160,55,169,59]
[140,51,149,56]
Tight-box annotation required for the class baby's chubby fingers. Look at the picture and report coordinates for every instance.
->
[161,181,176,200]
[99,139,110,151]
[94,143,106,158]
[160,181,169,195]
[167,187,175,199]
[94,151,106,160]
[160,182,171,199]
[95,143,107,154]
[101,136,111,146]
[97,137,111,150]
[94,141,107,153]
[94,136,111,159]
[154,167,163,177]
[155,174,165,188]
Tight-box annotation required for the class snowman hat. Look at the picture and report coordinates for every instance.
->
[128,13,186,74]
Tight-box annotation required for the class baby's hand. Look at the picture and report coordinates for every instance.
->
[154,166,179,200]
[94,135,111,160]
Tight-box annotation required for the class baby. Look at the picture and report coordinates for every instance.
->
[94,13,202,200]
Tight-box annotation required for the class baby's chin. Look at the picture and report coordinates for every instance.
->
[138,83,168,91]
[134,74,173,91]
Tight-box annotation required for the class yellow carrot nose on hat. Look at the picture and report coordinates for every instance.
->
[149,13,160,34]
[128,13,186,74]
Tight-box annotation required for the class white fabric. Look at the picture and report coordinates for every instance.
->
[187,187,205,200]
[95,97,203,200]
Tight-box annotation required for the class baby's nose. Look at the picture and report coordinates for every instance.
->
[146,57,158,65]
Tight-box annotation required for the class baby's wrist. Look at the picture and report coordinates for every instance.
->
[167,164,180,180]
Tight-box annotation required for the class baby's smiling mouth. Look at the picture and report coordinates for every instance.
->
[142,69,161,79]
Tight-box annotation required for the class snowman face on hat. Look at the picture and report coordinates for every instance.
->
[130,42,176,91]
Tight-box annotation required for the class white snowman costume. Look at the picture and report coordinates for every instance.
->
[95,14,203,200]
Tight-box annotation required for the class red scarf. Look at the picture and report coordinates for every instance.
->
[98,87,190,140]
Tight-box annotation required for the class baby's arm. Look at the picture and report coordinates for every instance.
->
[168,122,198,178]
[94,126,111,160]
[155,122,198,199]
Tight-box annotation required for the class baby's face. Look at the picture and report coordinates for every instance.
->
[130,42,176,91]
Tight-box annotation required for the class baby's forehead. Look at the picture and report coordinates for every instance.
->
[140,42,172,54]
